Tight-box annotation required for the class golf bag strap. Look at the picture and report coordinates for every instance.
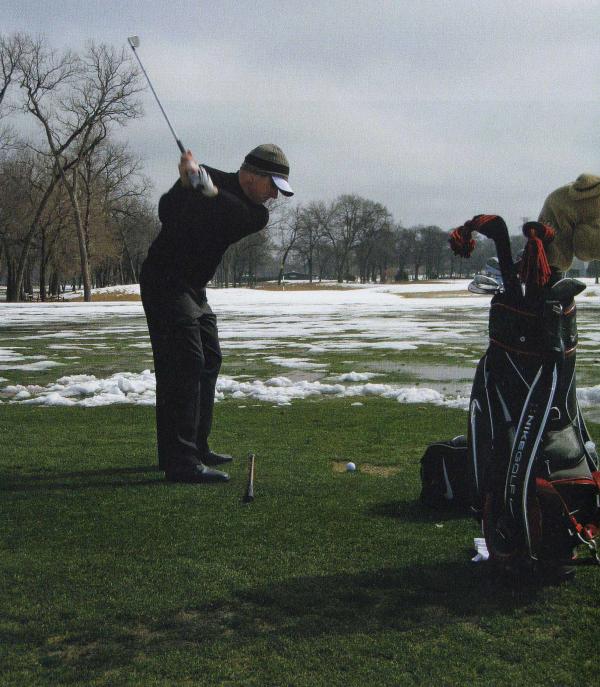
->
[536,477,600,545]
[504,362,558,557]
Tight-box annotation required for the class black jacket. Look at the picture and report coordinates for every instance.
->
[142,167,269,300]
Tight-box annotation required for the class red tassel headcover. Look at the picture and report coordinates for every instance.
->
[519,221,555,288]
[449,215,502,258]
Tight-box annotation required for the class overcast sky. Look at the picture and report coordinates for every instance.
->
[4,0,600,231]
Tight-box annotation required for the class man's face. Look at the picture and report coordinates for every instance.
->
[247,173,279,204]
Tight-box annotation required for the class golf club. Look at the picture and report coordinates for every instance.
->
[550,277,586,305]
[468,274,502,295]
[243,453,255,504]
[451,215,521,302]
[127,35,199,188]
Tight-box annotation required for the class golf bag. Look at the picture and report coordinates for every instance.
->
[450,215,600,573]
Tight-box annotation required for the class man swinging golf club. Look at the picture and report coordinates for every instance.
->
[140,144,294,483]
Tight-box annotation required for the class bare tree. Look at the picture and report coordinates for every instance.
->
[368,223,396,282]
[221,230,273,287]
[77,139,149,285]
[293,203,337,282]
[0,148,63,299]
[0,33,28,152]
[274,204,302,284]
[38,189,72,300]
[392,226,413,281]
[417,225,447,279]
[0,34,20,107]
[18,38,143,300]
[353,201,393,282]
[321,195,387,282]
[111,196,159,283]
[408,226,427,281]
[0,152,30,298]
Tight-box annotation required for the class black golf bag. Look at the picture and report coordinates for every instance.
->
[450,215,600,574]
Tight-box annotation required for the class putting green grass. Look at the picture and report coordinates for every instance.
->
[1,400,600,686]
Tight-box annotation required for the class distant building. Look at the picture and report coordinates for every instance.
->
[283,272,310,280]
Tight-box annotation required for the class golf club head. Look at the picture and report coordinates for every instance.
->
[483,257,503,279]
[468,274,502,295]
[127,36,140,49]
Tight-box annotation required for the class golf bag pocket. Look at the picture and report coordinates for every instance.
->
[488,299,578,357]
[420,436,472,511]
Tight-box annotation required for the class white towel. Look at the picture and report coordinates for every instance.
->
[471,537,489,562]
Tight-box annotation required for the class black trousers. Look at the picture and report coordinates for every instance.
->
[141,283,222,471]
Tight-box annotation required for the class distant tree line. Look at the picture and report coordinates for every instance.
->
[213,198,526,287]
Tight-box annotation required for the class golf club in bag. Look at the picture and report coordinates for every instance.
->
[127,35,200,188]
[449,214,600,577]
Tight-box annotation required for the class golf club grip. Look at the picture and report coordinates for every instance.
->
[245,454,255,500]
[177,141,201,188]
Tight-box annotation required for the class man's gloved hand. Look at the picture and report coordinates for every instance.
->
[178,150,218,197]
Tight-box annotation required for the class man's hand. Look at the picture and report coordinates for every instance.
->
[179,150,218,197]
[178,150,199,187]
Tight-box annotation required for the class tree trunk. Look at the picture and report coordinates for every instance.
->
[277,244,294,285]
[118,226,137,283]
[14,176,60,302]
[39,226,47,301]
[23,263,32,299]
[50,270,60,296]
[66,170,93,301]
[5,250,17,302]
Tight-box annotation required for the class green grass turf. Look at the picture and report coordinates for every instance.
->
[1,399,600,686]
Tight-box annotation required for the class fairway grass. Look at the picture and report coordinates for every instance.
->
[2,400,600,686]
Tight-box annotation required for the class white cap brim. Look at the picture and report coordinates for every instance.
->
[272,175,294,197]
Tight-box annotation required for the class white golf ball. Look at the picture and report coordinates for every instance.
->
[346,462,356,472]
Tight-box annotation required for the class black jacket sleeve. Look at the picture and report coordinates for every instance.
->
[158,180,187,225]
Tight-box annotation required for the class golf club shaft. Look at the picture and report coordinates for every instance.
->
[127,37,199,187]
[244,453,255,502]
[128,43,183,152]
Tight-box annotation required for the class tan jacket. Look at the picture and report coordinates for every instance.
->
[538,174,600,271]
